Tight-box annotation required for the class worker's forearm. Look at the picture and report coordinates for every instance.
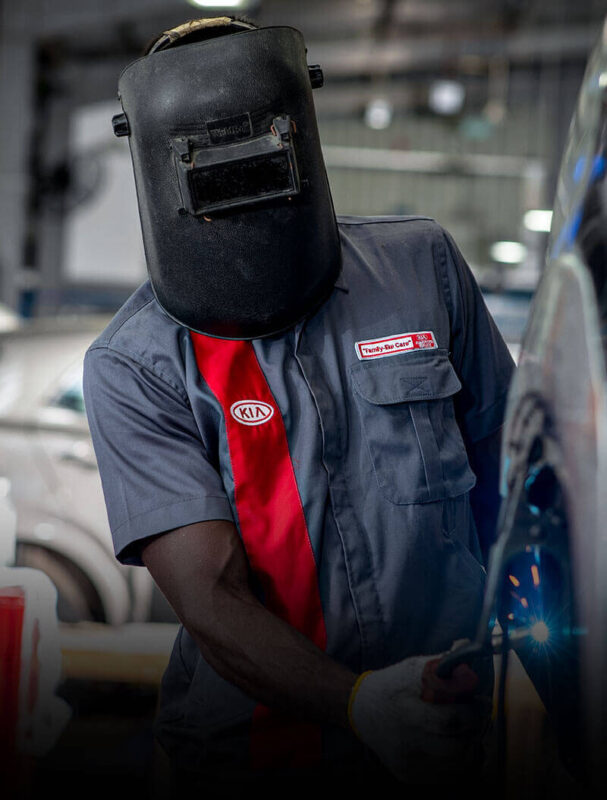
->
[184,583,358,729]
[141,521,358,729]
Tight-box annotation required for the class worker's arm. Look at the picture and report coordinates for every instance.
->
[141,519,357,728]
[142,519,488,784]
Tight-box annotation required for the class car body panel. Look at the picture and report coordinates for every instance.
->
[471,18,607,790]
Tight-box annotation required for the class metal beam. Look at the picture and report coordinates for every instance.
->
[322,145,545,180]
[307,25,600,77]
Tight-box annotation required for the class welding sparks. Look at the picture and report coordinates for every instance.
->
[508,574,521,587]
[531,565,540,587]
[529,621,550,644]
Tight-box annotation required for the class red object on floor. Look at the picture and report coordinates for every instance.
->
[0,587,25,771]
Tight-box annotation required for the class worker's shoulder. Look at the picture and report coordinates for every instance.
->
[86,280,161,351]
[337,213,436,227]
[85,281,186,391]
[337,213,441,232]
[337,213,449,247]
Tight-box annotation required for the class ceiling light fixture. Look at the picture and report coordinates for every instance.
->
[489,241,527,264]
[186,0,247,8]
[523,209,553,233]
[364,98,393,130]
[428,80,465,116]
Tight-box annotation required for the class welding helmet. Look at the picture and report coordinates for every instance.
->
[112,17,341,339]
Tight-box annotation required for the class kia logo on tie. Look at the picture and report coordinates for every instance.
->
[230,400,275,426]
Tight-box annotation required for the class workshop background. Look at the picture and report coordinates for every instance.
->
[0,1,605,799]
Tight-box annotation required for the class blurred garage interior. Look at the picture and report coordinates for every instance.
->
[1,1,606,798]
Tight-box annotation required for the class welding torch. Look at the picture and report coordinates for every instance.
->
[421,624,549,703]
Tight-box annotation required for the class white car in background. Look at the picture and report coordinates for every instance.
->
[0,315,176,624]
[0,473,18,566]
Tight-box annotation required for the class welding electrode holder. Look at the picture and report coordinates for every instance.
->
[425,626,534,694]
[420,638,490,704]
[433,639,489,680]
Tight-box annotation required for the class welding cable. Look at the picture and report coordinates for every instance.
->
[496,621,510,798]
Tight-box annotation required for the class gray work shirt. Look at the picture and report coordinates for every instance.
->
[83,215,515,767]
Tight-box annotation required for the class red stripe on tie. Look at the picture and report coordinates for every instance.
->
[190,333,327,768]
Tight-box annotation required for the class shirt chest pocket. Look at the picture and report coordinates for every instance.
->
[350,349,476,505]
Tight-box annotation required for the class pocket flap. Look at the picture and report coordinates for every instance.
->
[351,349,461,404]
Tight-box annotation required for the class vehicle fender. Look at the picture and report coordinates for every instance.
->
[16,519,131,626]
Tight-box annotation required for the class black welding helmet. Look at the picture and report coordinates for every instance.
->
[113,17,341,339]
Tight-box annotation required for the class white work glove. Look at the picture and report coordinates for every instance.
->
[348,653,491,786]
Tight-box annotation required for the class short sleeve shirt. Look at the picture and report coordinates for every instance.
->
[83,216,515,761]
